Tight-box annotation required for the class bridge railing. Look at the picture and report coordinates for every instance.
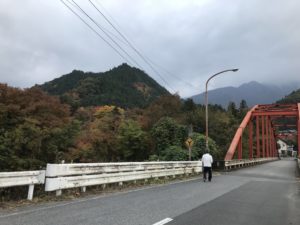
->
[225,157,278,170]
[0,170,45,200]
[45,161,202,196]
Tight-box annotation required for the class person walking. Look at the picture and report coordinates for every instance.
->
[202,151,213,182]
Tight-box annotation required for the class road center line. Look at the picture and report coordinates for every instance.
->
[152,218,173,225]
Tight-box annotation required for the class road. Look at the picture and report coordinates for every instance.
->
[0,159,299,225]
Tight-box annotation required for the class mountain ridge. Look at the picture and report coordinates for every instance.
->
[37,63,170,109]
[190,81,298,107]
[277,88,300,104]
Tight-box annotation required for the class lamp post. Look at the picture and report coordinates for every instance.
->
[205,69,239,151]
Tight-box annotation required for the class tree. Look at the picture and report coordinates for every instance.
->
[191,133,221,159]
[68,105,125,162]
[227,101,238,117]
[143,94,182,129]
[183,98,197,112]
[239,99,248,111]
[238,99,248,119]
[184,107,205,134]
[117,120,148,161]
[151,117,187,157]
[0,85,77,171]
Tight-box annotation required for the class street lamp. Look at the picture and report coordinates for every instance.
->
[205,69,239,151]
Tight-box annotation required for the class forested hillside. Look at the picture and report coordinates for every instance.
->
[0,81,250,172]
[0,84,79,171]
[39,63,169,109]
[277,89,300,104]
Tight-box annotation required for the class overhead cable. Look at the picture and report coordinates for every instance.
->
[70,0,142,68]
[88,0,176,93]
[145,57,199,89]
[60,0,130,64]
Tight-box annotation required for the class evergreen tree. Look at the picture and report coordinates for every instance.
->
[238,99,248,119]
[227,101,238,117]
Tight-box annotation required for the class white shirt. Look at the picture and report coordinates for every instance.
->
[202,153,213,167]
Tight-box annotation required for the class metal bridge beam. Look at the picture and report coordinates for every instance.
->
[252,111,297,116]
[225,105,258,161]
[249,120,253,159]
[256,116,260,158]
[298,104,300,158]
[225,103,299,161]
[262,116,265,158]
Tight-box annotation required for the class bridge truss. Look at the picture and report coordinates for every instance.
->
[225,103,300,160]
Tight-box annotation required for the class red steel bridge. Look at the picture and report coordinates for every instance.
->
[225,103,300,161]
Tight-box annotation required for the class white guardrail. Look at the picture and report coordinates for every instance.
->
[45,161,202,196]
[225,157,278,170]
[0,158,283,200]
[0,170,45,200]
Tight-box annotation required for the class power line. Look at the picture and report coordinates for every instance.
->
[70,0,142,68]
[63,0,130,58]
[60,0,130,64]
[94,0,124,33]
[88,0,176,93]
[145,57,199,89]
[93,0,135,48]
[61,0,176,93]
[93,0,140,49]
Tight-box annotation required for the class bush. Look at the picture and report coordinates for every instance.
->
[160,146,188,161]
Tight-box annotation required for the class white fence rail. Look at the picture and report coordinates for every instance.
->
[0,170,45,200]
[0,158,283,200]
[225,157,278,170]
[45,161,202,196]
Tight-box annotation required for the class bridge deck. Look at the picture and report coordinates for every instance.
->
[170,159,300,225]
[0,159,299,225]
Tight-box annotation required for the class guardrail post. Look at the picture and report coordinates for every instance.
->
[81,187,86,193]
[0,170,45,200]
[27,184,34,200]
[164,165,168,179]
[56,189,62,196]
[172,164,176,178]
[144,165,148,183]
[133,170,137,184]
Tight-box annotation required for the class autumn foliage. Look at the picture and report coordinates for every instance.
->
[0,83,248,171]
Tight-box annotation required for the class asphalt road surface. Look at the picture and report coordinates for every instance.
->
[0,159,299,225]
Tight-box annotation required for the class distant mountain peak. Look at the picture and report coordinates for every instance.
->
[240,81,261,87]
[190,81,297,107]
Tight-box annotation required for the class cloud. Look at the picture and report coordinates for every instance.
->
[0,0,300,97]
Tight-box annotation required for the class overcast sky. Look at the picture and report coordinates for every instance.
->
[1,0,300,97]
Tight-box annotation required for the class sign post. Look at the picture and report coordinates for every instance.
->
[185,138,194,161]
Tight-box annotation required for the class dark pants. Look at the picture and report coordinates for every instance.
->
[203,167,212,181]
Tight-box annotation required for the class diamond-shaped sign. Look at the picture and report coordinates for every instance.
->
[185,137,194,148]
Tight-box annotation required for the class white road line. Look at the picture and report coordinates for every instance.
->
[153,218,173,225]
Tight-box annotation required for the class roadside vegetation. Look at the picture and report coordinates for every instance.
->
[0,83,249,172]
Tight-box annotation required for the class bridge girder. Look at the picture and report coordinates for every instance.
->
[225,103,300,161]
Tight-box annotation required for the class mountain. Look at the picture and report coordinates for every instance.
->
[38,63,170,108]
[190,81,297,108]
[277,89,300,104]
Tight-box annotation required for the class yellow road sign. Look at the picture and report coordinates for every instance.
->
[185,137,194,148]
